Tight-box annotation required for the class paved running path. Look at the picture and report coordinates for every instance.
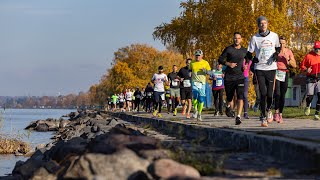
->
[131,112,320,144]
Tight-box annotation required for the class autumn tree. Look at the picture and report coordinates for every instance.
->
[89,44,185,104]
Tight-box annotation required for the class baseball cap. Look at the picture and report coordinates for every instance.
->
[314,41,320,49]
[195,49,203,56]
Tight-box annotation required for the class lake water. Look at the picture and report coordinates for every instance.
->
[0,109,74,176]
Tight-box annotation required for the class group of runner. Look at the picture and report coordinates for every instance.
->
[107,16,320,128]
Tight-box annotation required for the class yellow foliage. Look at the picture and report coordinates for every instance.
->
[89,44,185,104]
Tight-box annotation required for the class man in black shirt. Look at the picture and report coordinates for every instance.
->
[168,65,181,116]
[218,32,248,125]
[177,58,193,119]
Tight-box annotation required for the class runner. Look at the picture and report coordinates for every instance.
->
[168,65,181,116]
[141,87,146,111]
[209,62,224,116]
[300,40,320,120]
[243,56,252,119]
[151,66,168,118]
[106,96,112,111]
[165,85,171,113]
[133,87,142,112]
[118,93,125,112]
[247,16,280,127]
[218,32,248,125]
[111,93,118,111]
[177,58,193,119]
[145,83,154,113]
[273,36,296,123]
[125,89,133,112]
[191,49,211,121]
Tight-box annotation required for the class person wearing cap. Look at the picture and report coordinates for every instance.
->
[133,86,142,112]
[167,65,181,116]
[191,49,211,121]
[247,16,280,127]
[218,32,248,125]
[300,40,320,120]
[151,66,169,118]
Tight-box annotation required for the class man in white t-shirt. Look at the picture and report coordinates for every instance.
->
[247,16,280,127]
[151,66,168,118]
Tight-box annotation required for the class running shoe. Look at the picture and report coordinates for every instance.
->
[267,111,273,123]
[197,114,202,121]
[214,111,219,116]
[158,113,162,118]
[261,120,268,127]
[278,114,283,123]
[314,114,320,120]
[235,116,242,125]
[304,106,311,116]
[152,110,158,117]
[244,112,249,119]
[192,111,198,119]
[273,113,280,122]
[260,116,268,127]
[173,108,177,116]
[225,106,235,117]
[186,113,191,119]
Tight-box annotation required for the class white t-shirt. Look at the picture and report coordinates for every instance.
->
[125,92,133,101]
[248,31,280,70]
[151,73,168,92]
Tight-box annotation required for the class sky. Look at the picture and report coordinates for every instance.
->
[0,0,182,96]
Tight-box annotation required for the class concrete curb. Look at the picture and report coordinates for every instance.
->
[111,112,320,170]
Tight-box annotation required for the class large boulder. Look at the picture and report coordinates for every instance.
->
[63,149,150,180]
[148,159,201,179]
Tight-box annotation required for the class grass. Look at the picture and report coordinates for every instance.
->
[0,138,31,154]
[201,107,314,119]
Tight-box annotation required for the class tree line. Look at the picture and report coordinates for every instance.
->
[0,92,90,109]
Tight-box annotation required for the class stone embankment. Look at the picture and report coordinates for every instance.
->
[8,110,201,180]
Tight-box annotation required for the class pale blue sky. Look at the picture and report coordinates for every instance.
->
[0,0,181,96]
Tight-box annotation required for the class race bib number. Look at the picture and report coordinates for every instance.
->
[276,70,286,82]
[194,82,203,89]
[216,79,223,86]
[183,80,191,87]
[120,99,124,102]
[147,92,152,96]
[136,95,141,99]
[172,81,178,86]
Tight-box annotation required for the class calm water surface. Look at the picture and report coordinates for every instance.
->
[0,109,74,176]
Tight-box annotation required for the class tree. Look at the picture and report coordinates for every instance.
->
[89,44,185,104]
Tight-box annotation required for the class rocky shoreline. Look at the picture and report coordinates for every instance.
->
[6,110,201,180]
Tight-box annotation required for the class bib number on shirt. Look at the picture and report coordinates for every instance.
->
[216,79,223,86]
[147,92,152,97]
[183,80,191,87]
[172,81,178,86]
[276,70,286,82]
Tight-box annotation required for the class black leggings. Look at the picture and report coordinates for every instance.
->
[212,89,224,113]
[256,70,276,117]
[274,72,288,113]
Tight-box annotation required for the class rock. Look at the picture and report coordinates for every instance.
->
[107,118,120,127]
[31,167,56,180]
[63,149,150,180]
[12,158,43,179]
[45,137,87,163]
[138,149,170,161]
[148,159,200,179]
[89,134,159,154]
[35,123,49,132]
[59,120,70,128]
